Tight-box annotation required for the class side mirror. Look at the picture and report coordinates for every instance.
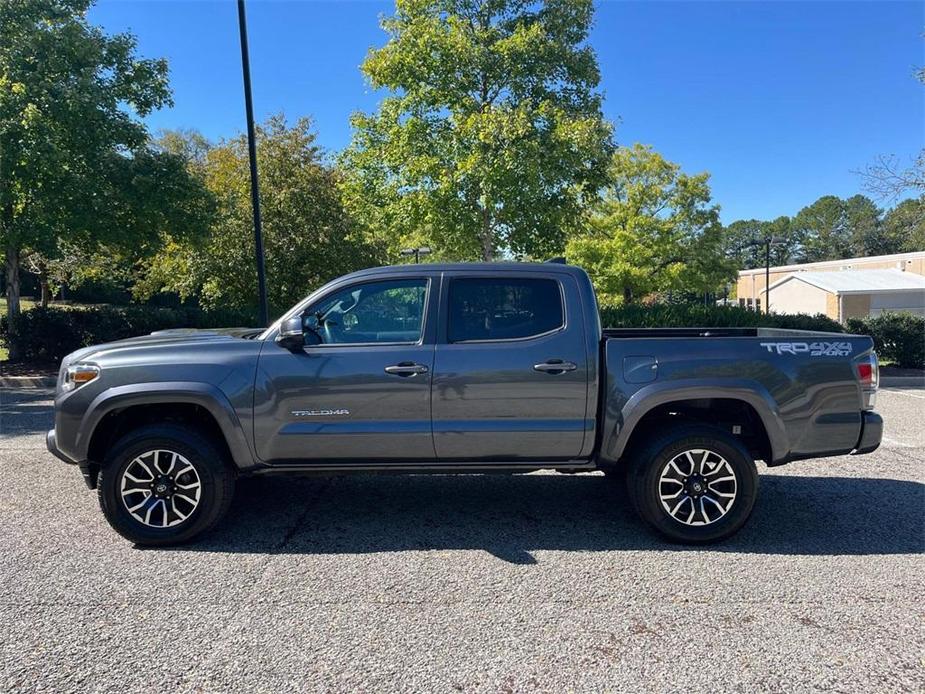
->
[276,316,304,351]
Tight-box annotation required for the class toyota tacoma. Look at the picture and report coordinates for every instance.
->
[46,263,883,545]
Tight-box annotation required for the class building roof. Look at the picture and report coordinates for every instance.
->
[739,250,925,277]
[762,269,925,295]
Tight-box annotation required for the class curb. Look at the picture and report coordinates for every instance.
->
[0,376,56,390]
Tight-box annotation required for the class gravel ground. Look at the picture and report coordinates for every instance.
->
[1,387,922,693]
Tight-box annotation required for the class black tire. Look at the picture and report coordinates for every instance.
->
[626,425,758,544]
[97,424,235,546]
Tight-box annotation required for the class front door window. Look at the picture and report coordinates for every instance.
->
[309,278,428,345]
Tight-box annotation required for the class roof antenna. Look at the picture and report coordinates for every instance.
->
[545,257,567,264]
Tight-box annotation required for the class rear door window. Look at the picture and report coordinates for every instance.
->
[447,277,564,343]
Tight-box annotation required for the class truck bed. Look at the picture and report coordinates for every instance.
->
[597,329,875,468]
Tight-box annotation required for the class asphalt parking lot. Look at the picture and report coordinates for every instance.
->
[1,387,923,693]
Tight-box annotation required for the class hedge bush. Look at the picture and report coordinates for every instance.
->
[846,313,925,369]
[4,301,921,369]
[600,303,846,333]
[0,305,256,363]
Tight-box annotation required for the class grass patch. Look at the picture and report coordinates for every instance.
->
[0,297,37,314]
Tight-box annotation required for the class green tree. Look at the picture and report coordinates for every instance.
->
[791,194,901,261]
[0,0,210,354]
[728,194,918,268]
[138,117,380,316]
[882,197,925,252]
[844,194,887,256]
[341,0,613,262]
[792,195,852,262]
[565,144,735,304]
[724,216,795,270]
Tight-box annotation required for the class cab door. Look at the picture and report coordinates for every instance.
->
[431,272,591,461]
[254,275,438,464]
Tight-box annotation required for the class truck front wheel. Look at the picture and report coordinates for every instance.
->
[97,424,235,546]
[626,425,758,544]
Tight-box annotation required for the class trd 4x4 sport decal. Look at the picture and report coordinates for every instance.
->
[760,341,853,357]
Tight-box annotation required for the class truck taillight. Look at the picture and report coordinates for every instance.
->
[857,352,879,410]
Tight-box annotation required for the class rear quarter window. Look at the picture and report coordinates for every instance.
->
[447,277,564,342]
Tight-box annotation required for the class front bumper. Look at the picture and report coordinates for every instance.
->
[852,411,883,455]
[46,429,76,464]
[47,429,97,489]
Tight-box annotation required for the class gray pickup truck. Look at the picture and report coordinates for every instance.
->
[47,262,882,545]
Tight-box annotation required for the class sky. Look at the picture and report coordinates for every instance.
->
[87,0,925,223]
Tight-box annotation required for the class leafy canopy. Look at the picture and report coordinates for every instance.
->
[341,0,613,261]
[138,116,381,318]
[792,194,900,262]
[882,197,925,253]
[726,194,921,271]
[566,144,735,305]
[0,0,210,319]
[723,217,796,270]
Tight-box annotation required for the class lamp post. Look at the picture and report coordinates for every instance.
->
[745,236,786,314]
[400,247,432,264]
[237,0,269,326]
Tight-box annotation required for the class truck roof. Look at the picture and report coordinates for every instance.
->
[342,261,589,280]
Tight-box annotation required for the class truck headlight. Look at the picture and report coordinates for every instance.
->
[63,364,100,392]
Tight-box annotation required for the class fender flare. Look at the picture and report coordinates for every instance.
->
[76,381,257,470]
[600,378,790,464]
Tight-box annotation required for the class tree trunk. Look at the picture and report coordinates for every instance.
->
[40,273,50,308]
[623,286,633,303]
[5,241,22,360]
[480,205,493,261]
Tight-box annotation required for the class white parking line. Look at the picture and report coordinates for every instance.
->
[881,388,925,400]
[881,436,915,448]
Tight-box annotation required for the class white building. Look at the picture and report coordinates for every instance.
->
[737,251,925,321]
[760,269,925,321]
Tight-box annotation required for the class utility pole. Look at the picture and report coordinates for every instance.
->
[237,0,269,326]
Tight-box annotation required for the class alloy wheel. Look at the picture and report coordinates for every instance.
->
[657,448,738,526]
[120,449,202,528]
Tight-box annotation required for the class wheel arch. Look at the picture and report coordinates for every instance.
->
[600,380,789,466]
[78,382,257,472]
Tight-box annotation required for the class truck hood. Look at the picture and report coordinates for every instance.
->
[62,327,263,367]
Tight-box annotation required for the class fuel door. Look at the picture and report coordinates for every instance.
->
[623,355,658,384]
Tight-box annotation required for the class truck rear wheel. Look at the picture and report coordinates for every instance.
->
[626,425,758,544]
[97,424,235,546]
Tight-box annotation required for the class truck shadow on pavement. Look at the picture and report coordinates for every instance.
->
[180,472,925,562]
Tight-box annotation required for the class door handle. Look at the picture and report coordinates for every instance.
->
[384,362,429,377]
[533,359,578,374]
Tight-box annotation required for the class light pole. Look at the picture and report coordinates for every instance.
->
[745,236,786,314]
[237,0,269,326]
[400,247,432,264]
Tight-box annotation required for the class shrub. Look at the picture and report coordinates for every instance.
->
[0,305,257,363]
[600,303,845,333]
[846,313,925,369]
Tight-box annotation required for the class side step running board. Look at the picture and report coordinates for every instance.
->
[251,460,596,475]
